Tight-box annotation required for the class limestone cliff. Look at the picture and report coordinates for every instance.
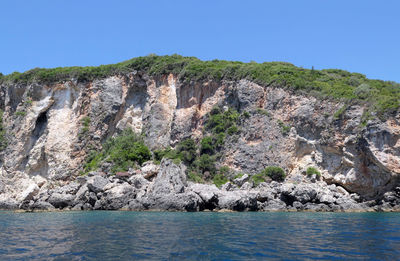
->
[0,55,399,209]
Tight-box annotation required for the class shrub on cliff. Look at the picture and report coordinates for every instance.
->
[84,129,151,173]
[176,138,197,164]
[306,167,321,177]
[1,54,399,118]
[261,166,286,182]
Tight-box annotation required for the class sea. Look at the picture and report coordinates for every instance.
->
[0,211,399,260]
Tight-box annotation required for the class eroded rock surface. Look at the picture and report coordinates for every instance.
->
[0,72,399,211]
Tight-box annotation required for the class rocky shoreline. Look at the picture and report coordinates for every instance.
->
[1,159,399,212]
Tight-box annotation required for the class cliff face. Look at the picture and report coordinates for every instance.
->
[0,67,399,206]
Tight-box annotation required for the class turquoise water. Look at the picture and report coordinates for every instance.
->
[0,211,399,260]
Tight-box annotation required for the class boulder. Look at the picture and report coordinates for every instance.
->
[87,176,109,193]
[128,175,149,189]
[233,174,249,187]
[141,192,203,211]
[240,182,253,190]
[19,183,39,202]
[221,182,233,191]
[48,193,75,208]
[261,199,287,211]
[189,183,219,210]
[0,199,19,210]
[319,193,335,204]
[141,161,159,180]
[31,201,55,211]
[290,184,317,204]
[146,159,187,195]
[217,191,257,211]
[96,183,136,210]
[256,190,275,202]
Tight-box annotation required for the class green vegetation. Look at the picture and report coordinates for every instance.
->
[242,111,250,118]
[251,173,266,187]
[277,120,291,135]
[213,173,229,188]
[0,110,7,151]
[234,173,244,179]
[256,108,269,117]
[201,106,240,155]
[84,129,151,174]
[306,167,321,177]
[187,171,205,183]
[333,105,347,120]
[15,111,27,117]
[80,116,91,135]
[250,166,286,186]
[263,166,286,181]
[2,54,398,118]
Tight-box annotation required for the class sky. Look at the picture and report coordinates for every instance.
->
[1,0,399,82]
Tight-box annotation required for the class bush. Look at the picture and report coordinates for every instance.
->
[262,166,286,182]
[251,173,265,186]
[256,108,269,116]
[277,120,290,135]
[80,116,91,135]
[176,138,197,164]
[306,167,321,177]
[242,111,250,118]
[2,54,399,118]
[195,154,216,174]
[187,171,204,183]
[333,105,347,120]
[354,83,374,99]
[200,136,215,155]
[84,129,151,173]
[213,173,228,188]
[15,111,27,117]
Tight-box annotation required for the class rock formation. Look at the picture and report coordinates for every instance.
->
[0,55,399,211]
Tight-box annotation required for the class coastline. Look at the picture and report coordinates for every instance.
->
[1,159,399,213]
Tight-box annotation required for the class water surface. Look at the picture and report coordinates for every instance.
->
[0,211,399,260]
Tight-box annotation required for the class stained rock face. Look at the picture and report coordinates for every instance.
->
[0,71,399,210]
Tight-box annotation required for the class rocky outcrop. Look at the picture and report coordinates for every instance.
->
[0,68,399,211]
[3,159,398,212]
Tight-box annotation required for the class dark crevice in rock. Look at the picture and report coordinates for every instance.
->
[20,110,49,171]
[32,111,48,140]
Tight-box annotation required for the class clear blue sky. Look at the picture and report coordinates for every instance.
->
[1,0,399,82]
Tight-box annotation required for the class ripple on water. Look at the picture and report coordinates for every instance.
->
[0,211,399,260]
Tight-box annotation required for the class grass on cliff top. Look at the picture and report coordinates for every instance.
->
[1,54,399,117]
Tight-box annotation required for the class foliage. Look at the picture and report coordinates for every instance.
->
[277,120,291,135]
[306,167,321,177]
[187,171,205,183]
[195,154,216,174]
[251,173,266,187]
[333,105,347,120]
[15,111,27,117]
[80,116,91,135]
[1,54,398,118]
[176,138,197,164]
[234,173,244,179]
[202,106,240,150]
[205,107,239,135]
[200,136,215,155]
[84,129,151,173]
[213,173,229,188]
[256,108,269,117]
[261,166,286,182]
[242,111,250,118]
